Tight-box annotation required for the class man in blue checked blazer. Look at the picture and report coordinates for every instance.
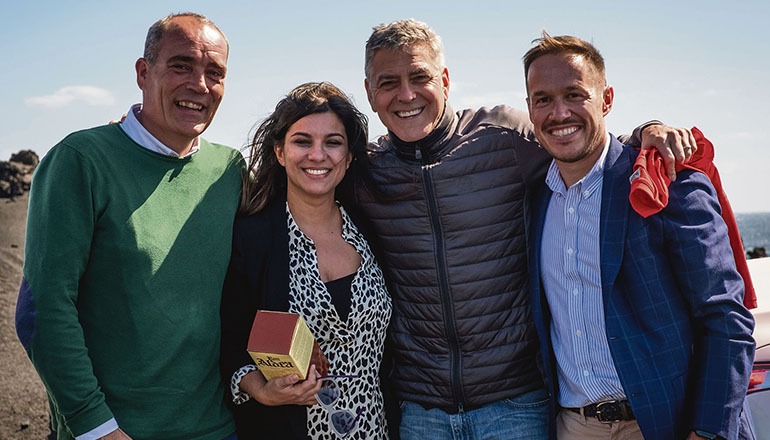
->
[523,32,755,440]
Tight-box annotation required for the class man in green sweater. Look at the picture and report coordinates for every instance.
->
[15,13,241,440]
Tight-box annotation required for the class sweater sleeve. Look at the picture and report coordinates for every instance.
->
[17,142,114,436]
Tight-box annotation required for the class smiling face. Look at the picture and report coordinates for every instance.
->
[275,112,352,204]
[526,53,613,184]
[135,16,228,154]
[365,45,449,142]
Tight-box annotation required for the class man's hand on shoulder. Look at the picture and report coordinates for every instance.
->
[640,124,697,181]
[108,114,128,125]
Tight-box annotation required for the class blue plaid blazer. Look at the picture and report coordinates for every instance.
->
[528,137,755,440]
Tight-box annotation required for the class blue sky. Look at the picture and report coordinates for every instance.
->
[2,0,768,212]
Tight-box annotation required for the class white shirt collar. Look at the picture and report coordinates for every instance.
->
[545,133,611,193]
[119,103,200,158]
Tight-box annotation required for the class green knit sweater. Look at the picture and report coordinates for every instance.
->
[19,124,241,439]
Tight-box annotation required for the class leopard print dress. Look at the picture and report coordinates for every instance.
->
[286,203,392,439]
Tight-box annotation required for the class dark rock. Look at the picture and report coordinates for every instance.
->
[10,150,39,167]
[1,150,38,199]
[747,246,768,260]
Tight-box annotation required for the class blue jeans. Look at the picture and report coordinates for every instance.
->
[400,388,550,440]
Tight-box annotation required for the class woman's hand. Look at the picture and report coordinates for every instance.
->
[241,365,323,406]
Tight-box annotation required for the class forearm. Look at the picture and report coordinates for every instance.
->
[239,369,270,404]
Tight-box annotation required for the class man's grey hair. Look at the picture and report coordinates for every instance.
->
[364,18,445,79]
[143,12,228,65]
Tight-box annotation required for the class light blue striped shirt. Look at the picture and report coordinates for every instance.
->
[540,135,626,408]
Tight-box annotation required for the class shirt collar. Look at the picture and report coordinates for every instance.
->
[120,104,200,158]
[286,202,355,247]
[545,133,611,196]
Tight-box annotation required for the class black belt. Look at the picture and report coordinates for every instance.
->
[566,400,634,423]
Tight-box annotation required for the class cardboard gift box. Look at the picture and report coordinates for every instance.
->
[247,310,316,380]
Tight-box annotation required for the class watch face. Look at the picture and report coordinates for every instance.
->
[694,430,719,440]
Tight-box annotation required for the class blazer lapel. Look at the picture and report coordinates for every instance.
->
[529,180,553,329]
[600,137,632,292]
[262,199,292,312]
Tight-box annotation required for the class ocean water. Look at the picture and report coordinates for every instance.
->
[735,212,770,254]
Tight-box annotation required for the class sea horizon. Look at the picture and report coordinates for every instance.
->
[735,212,770,254]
